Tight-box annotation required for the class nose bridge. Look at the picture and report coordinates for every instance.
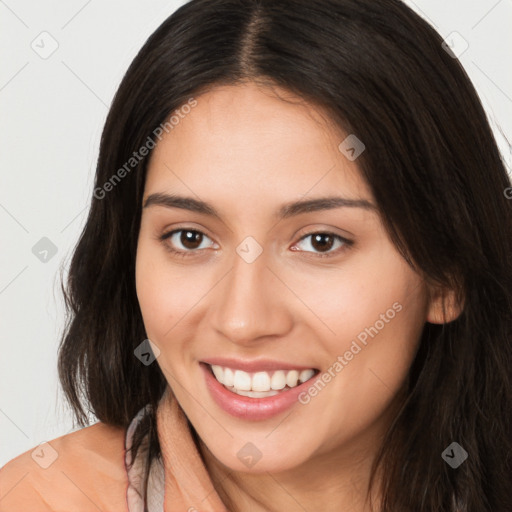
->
[210,244,292,344]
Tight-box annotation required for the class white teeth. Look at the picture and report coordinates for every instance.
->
[271,370,287,390]
[233,370,252,390]
[252,371,271,392]
[224,367,234,387]
[211,365,223,382]
[209,364,316,393]
[230,389,280,398]
[286,370,299,388]
[299,369,315,383]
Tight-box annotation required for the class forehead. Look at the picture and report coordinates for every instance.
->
[144,83,373,211]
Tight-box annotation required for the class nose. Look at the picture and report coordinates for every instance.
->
[209,247,294,346]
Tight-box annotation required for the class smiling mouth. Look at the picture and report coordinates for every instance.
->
[205,363,320,398]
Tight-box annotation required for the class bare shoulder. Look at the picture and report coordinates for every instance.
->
[0,422,128,512]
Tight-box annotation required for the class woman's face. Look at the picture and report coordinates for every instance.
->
[135,82,431,473]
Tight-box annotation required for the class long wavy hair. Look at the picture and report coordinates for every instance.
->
[57,0,512,510]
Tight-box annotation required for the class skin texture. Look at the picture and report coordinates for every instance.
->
[135,82,460,512]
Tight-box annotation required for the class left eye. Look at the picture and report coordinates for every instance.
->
[292,232,352,257]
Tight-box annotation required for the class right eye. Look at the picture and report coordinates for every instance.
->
[159,228,218,257]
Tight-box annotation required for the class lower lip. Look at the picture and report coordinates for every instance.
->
[200,363,316,421]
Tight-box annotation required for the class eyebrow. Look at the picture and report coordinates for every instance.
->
[143,192,377,220]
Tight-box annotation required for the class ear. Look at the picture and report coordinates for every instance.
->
[426,285,464,324]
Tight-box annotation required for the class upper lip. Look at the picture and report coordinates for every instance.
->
[201,357,318,373]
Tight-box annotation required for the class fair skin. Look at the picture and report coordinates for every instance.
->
[135,82,460,512]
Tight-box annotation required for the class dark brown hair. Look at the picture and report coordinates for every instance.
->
[58,0,512,510]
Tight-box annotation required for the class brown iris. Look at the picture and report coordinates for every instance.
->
[180,230,203,250]
[310,233,335,253]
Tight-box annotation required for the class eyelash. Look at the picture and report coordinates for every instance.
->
[158,228,354,259]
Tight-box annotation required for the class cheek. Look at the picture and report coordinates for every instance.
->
[297,244,424,339]
[135,240,209,340]
[307,246,428,382]
[135,242,177,338]
[309,276,426,446]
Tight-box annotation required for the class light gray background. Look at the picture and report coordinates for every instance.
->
[1,0,511,467]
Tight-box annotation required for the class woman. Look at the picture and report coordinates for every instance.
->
[1,0,511,511]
